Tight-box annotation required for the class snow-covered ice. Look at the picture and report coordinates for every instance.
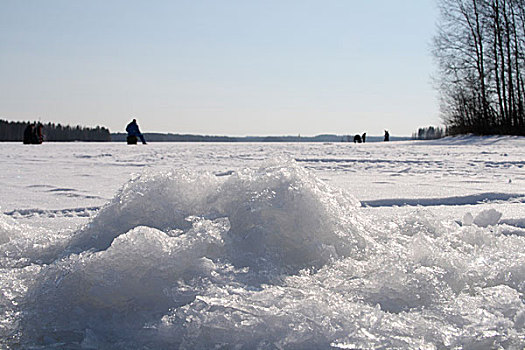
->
[0,136,524,349]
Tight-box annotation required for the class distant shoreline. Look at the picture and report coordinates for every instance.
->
[110,133,410,143]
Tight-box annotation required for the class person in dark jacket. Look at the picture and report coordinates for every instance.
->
[23,124,34,144]
[33,123,43,144]
[126,119,147,144]
[384,130,390,142]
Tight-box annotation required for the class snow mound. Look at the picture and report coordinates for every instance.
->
[67,160,364,272]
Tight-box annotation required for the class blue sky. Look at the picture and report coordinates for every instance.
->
[0,0,439,136]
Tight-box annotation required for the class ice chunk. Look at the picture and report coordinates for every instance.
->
[462,212,474,226]
[473,209,502,227]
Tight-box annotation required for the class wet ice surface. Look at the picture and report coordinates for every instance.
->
[0,136,524,349]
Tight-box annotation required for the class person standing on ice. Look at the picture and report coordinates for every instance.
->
[384,130,389,142]
[23,124,34,144]
[126,118,147,144]
[34,123,43,144]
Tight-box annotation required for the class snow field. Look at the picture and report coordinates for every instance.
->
[0,136,524,348]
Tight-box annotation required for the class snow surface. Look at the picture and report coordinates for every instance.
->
[0,136,524,349]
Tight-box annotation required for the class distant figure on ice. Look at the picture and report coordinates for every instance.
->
[126,119,147,144]
[23,124,34,144]
[23,123,43,144]
[384,130,390,142]
[361,132,366,143]
[34,123,43,144]
[353,134,362,143]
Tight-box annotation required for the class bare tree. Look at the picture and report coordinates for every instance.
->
[434,0,525,135]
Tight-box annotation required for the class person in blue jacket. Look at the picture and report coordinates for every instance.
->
[126,119,147,144]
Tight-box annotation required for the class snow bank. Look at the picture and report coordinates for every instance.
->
[1,161,524,349]
[417,134,525,146]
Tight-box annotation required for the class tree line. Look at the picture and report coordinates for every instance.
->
[434,0,525,135]
[0,120,111,142]
[412,126,446,140]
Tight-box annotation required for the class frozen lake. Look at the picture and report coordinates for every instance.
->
[1,136,524,348]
